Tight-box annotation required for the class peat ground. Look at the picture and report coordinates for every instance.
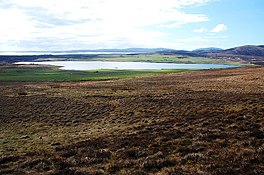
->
[0,67,263,174]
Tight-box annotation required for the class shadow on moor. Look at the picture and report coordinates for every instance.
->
[0,67,263,174]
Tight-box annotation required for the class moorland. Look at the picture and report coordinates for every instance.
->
[0,46,264,174]
[0,66,263,174]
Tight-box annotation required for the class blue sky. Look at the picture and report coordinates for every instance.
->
[0,0,263,51]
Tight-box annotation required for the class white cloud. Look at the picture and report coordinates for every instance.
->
[193,27,208,33]
[193,23,227,33]
[0,0,215,50]
[210,24,227,33]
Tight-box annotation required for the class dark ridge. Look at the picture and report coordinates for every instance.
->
[223,45,264,57]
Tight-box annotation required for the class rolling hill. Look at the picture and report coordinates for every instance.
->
[223,45,264,56]
[159,45,264,65]
[198,45,264,65]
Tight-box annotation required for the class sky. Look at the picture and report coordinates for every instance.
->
[0,0,263,51]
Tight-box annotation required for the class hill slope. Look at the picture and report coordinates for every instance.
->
[0,67,263,174]
[197,45,264,65]
[224,45,264,56]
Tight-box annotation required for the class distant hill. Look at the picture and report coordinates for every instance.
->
[0,45,264,65]
[193,47,223,52]
[156,49,199,57]
[68,48,169,53]
[223,45,264,57]
[159,45,264,65]
[198,45,264,65]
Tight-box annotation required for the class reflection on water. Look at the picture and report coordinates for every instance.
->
[16,61,238,70]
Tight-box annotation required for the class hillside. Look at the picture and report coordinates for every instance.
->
[0,67,263,174]
[197,45,264,65]
[224,45,264,56]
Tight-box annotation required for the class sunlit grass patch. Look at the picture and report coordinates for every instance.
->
[0,66,192,82]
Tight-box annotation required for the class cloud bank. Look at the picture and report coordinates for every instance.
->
[0,0,215,51]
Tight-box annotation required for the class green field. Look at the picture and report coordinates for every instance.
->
[0,66,192,82]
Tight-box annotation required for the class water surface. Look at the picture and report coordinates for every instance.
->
[16,61,238,70]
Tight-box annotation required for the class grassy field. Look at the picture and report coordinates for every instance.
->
[0,66,192,82]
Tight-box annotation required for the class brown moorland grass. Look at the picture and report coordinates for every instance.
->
[0,67,263,174]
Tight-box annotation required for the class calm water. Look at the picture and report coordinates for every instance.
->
[16,61,238,70]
